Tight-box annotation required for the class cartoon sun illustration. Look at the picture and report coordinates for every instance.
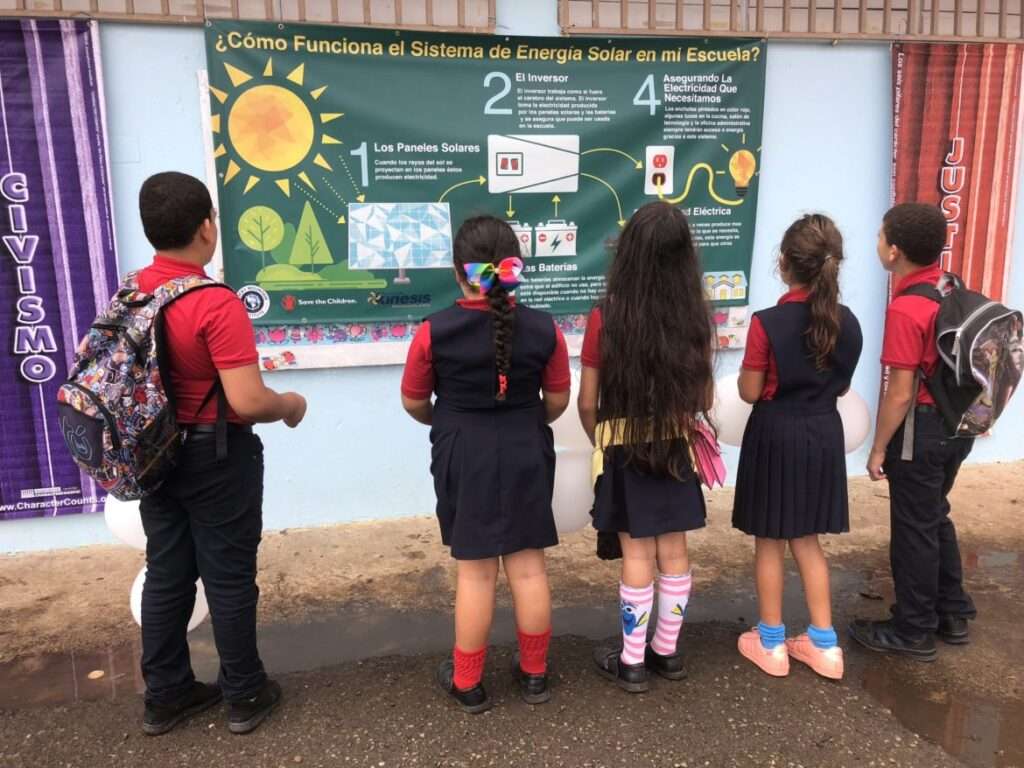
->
[210,59,342,197]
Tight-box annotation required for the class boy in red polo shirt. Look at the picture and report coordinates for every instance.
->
[849,203,975,661]
[136,173,307,736]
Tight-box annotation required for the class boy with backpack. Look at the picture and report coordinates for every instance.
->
[60,172,306,734]
[850,203,1022,661]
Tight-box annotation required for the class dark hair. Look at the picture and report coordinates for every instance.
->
[453,215,521,401]
[139,172,214,251]
[598,202,715,480]
[781,213,845,372]
[883,203,946,266]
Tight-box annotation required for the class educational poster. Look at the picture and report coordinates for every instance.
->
[0,21,118,520]
[892,43,1023,301]
[205,22,765,368]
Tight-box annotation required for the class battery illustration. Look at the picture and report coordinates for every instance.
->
[534,219,578,257]
[508,221,534,258]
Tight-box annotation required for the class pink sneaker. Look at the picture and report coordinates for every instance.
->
[737,628,790,677]
[786,634,844,680]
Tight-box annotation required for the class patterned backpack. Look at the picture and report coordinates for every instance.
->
[899,273,1023,459]
[56,272,231,500]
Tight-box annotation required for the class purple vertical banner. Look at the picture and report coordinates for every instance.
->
[0,20,118,521]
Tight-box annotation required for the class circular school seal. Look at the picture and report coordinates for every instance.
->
[237,285,270,320]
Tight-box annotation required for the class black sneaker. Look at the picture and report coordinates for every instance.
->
[593,645,649,693]
[437,658,492,714]
[645,644,686,681]
[936,615,970,645]
[228,679,282,734]
[143,682,222,736]
[848,619,937,662]
[511,652,551,705]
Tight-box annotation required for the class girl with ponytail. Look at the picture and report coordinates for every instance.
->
[732,213,863,681]
[401,215,570,713]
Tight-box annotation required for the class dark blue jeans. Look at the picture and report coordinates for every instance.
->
[885,409,976,640]
[139,428,266,705]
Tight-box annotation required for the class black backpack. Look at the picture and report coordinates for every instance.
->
[899,273,1023,459]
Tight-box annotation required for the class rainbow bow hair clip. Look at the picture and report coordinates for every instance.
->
[464,257,524,293]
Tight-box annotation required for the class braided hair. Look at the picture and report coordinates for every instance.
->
[453,216,521,401]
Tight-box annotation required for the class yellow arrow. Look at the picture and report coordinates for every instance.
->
[439,175,486,203]
[581,147,643,170]
[657,163,744,206]
[506,194,515,218]
[552,195,561,217]
[581,173,626,227]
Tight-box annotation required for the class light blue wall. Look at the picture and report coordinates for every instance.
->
[2,7,1022,552]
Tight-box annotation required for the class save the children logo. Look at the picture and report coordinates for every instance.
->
[237,285,270,320]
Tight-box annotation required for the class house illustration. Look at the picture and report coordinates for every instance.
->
[704,272,747,301]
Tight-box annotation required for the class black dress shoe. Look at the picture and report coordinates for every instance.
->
[228,679,282,734]
[510,653,551,705]
[645,644,686,681]
[936,615,970,645]
[143,682,222,736]
[437,658,492,714]
[848,619,937,662]
[593,645,649,693]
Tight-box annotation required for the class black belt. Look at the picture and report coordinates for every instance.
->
[915,405,938,414]
[183,423,253,435]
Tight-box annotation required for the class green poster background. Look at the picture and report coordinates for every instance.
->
[205,22,765,326]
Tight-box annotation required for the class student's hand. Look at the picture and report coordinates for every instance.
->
[867,448,887,481]
[282,392,307,428]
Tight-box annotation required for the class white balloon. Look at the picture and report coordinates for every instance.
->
[130,567,210,632]
[552,447,594,534]
[104,496,147,550]
[550,368,592,452]
[838,390,872,454]
[712,372,754,447]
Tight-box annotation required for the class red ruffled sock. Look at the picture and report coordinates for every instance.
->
[516,628,551,675]
[453,646,487,691]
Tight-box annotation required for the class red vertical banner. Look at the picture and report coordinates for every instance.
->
[892,43,1024,301]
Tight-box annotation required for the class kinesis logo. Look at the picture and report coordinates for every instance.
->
[368,292,432,307]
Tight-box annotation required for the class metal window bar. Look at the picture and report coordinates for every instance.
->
[0,0,495,28]
[558,0,1023,40]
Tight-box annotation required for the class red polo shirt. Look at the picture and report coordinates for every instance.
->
[881,263,944,405]
[741,288,811,400]
[401,298,571,399]
[137,255,258,424]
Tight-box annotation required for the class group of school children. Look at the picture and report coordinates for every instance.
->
[122,173,976,734]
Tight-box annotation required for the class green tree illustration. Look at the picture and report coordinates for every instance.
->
[289,201,335,273]
[238,206,285,270]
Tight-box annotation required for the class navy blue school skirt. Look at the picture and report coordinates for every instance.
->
[429,401,558,560]
[732,400,849,539]
[592,444,707,538]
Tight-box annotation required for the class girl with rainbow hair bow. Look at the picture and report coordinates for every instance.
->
[401,215,571,713]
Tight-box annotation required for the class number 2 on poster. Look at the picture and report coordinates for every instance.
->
[484,71,513,116]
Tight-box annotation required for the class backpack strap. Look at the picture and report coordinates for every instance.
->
[895,274,956,461]
[195,380,229,461]
[153,276,236,461]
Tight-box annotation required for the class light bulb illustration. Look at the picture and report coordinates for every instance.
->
[728,149,757,198]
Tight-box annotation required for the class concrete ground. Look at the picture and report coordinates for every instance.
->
[0,463,1021,767]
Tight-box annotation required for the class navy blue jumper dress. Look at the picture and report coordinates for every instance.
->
[732,301,863,539]
[428,301,560,560]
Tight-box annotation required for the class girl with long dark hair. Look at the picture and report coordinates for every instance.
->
[732,213,863,681]
[578,202,715,692]
[401,215,571,712]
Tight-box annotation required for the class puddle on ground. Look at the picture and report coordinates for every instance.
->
[1,551,1020,768]
[0,603,615,711]
[862,662,1024,768]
